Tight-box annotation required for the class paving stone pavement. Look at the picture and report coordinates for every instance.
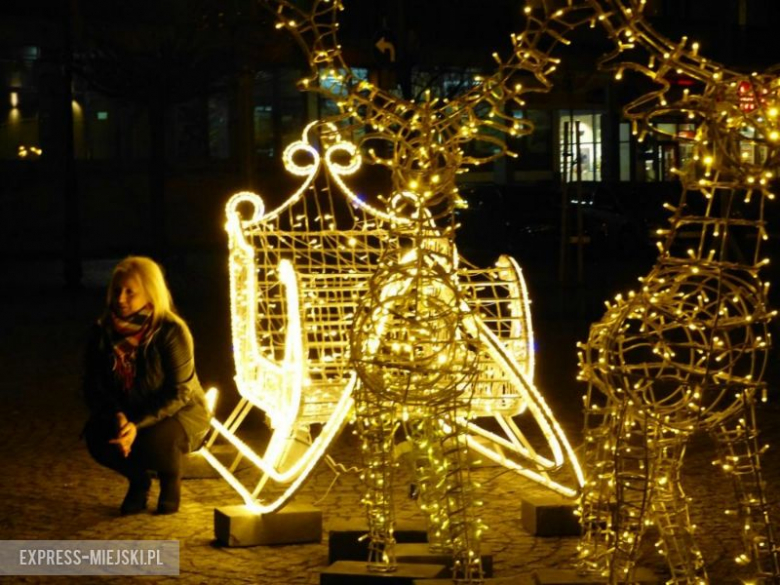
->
[1,256,780,584]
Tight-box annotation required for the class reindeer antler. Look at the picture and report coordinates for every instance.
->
[263,0,594,212]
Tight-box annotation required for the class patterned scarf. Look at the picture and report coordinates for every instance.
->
[108,305,153,392]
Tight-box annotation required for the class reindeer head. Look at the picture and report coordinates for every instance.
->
[265,0,593,219]
[589,0,780,193]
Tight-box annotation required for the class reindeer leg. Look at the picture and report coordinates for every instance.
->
[435,407,483,583]
[405,405,483,582]
[712,393,780,583]
[355,383,398,572]
[608,411,655,583]
[405,406,484,582]
[578,385,622,578]
[650,428,707,584]
[404,411,451,554]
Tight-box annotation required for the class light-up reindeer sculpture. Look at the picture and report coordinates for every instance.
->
[257,2,598,580]
[202,0,590,577]
[578,1,780,582]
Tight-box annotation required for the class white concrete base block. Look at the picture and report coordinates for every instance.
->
[214,503,322,547]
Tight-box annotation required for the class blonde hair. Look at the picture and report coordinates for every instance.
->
[106,256,180,328]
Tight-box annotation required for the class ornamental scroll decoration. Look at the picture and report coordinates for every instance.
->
[577,1,780,583]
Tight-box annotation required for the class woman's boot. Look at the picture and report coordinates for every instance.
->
[120,471,152,515]
[157,473,181,514]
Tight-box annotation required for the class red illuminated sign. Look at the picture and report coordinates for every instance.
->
[737,80,776,114]
[738,80,759,113]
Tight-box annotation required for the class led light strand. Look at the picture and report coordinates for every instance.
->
[204,4,593,579]
[578,2,780,582]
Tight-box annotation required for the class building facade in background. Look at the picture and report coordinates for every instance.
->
[1,0,778,257]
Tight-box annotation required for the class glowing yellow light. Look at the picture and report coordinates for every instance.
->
[578,3,780,582]
[205,387,218,413]
[206,125,582,525]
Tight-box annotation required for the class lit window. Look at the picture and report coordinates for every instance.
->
[558,111,602,182]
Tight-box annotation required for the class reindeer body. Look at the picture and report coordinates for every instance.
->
[580,253,776,583]
[578,1,780,581]
[350,219,483,577]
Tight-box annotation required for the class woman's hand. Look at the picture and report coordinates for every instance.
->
[110,412,137,457]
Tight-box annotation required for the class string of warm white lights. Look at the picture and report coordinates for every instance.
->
[196,2,617,580]
[250,2,595,580]
[577,1,780,583]
[201,119,584,531]
[266,0,594,215]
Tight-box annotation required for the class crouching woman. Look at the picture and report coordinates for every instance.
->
[83,256,210,515]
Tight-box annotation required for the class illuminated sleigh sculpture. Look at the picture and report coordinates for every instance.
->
[200,122,583,514]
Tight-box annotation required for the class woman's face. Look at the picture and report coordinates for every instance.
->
[112,273,150,317]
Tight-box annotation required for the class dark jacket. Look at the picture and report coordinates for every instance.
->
[83,315,211,452]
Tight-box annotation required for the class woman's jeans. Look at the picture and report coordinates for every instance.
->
[84,415,188,483]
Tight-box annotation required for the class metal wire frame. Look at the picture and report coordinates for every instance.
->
[202,1,598,580]
[201,119,582,516]
[578,1,780,582]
